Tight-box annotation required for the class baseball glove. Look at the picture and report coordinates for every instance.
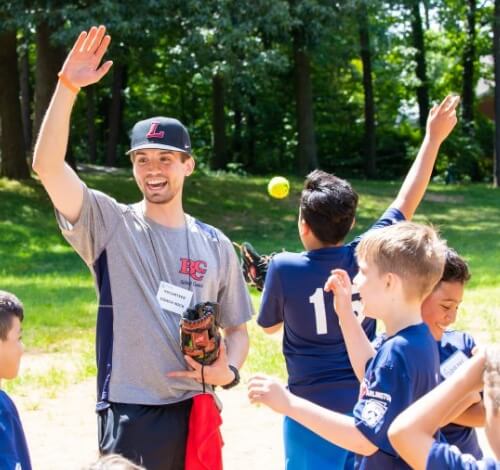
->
[180,302,221,366]
[234,242,274,292]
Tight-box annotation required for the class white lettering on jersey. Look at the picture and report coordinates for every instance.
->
[309,283,365,336]
[309,288,328,335]
[351,284,365,323]
[364,389,392,402]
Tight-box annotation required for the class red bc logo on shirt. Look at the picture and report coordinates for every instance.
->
[179,258,208,281]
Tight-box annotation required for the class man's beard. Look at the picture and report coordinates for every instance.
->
[144,191,176,204]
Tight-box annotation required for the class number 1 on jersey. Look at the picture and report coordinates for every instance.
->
[309,288,328,335]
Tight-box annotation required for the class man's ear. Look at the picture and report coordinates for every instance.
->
[185,156,195,176]
[351,217,356,230]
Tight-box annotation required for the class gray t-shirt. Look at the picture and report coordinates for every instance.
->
[56,185,253,405]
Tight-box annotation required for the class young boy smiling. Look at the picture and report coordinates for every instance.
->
[0,291,32,470]
[421,248,484,458]
[248,222,446,469]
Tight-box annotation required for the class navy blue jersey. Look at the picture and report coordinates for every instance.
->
[0,391,32,470]
[258,207,405,414]
[354,323,440,469]
[439,330,483,459]
[427,441,500,470]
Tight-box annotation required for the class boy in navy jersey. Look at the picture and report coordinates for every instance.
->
[249,222,446,469]
[421,248,485,458]
[256,96,458,469]
[389,346,500,470]
[0,291,32,470]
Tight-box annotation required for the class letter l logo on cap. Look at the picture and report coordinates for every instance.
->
[146,122,165,139]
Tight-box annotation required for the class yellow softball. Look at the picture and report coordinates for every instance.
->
[267,176,290,199]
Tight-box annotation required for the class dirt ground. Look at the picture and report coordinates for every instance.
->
[17,379,284,470]
[17,377,494,470]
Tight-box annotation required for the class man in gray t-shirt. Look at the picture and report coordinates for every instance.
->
[32,26,253,470]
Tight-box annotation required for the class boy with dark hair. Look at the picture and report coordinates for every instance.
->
[0,291,32,470]
[249,222,447,469]
[256,96,459,468]
[421,248,484,458]
[299,170,358,246]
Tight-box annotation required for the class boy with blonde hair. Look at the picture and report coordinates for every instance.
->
[255,95,459,470]
[0,291,32,470]
[248,222,446,469]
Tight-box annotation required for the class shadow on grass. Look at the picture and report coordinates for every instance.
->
[1,173,499,387]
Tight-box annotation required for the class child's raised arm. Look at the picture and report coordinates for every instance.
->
[391,95,459,220]
[388,350,487,470]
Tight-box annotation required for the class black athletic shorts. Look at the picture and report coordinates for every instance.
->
[98,399,193,470]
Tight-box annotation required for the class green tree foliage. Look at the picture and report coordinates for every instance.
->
[0,0,495,182]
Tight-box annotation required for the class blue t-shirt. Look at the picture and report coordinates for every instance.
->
[427,441,500,470]
[354,323,440,469]
[257,207,405,414]
[439,330,483,459]
[0,390,32,470]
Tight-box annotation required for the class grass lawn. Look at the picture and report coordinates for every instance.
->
[1,171,499,398]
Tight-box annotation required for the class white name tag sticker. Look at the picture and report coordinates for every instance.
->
[440,350,469,379]
[156,281,193,316]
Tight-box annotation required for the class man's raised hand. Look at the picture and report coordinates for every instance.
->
[59,25,113,90]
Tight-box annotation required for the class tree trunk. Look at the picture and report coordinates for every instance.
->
[34,20,64,141]
[494,0,500,187]
[0,30,30,179]
[233,103,243,164]
[212,72,227,170]
[34,22,77,171]
[462,0,476,130]
[19,40,32,153]
[358,1,376,178]
[422,0,431,30]
[86,87,97,163]
[66,139,77,170]
[411,0,429,132]
[293,30,318,174]
[106,63,127,166]
[247,94,257,169]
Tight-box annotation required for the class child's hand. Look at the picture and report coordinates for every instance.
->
[248,375,292,415]
[324,269,354,318]
[426,95,459,145]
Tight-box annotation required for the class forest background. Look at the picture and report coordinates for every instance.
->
[1,0,500,183]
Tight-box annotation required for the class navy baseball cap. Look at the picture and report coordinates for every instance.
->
[127,117,192,155]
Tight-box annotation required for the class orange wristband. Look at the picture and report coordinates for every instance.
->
[57,72,80,95]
